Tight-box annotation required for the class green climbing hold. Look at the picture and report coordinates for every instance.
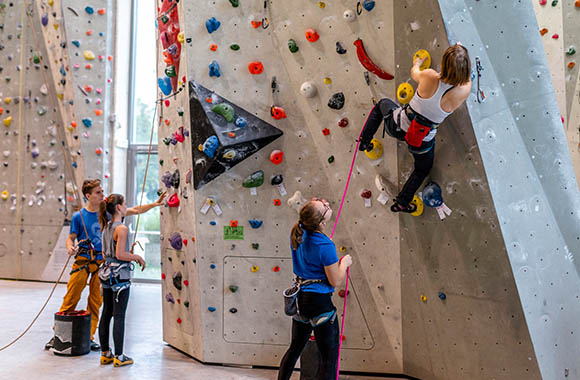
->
[165,65,177,77]
[184,301,190,307]
[566,46,576,56]
[229,285,239,293]
[192,258,197,263]
[160,14,169,24]
[230,44,240,51]
[33,52,41,64]
[328,155,335,163]
[551,0,558,5]
[229,0,239,7]
[159,159,164,166]
[243,170,264,188]
[163,137,171,146]
[211,103,235,122]
[288,39,299,53]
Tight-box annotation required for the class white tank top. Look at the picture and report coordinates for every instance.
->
[409,80,454,123]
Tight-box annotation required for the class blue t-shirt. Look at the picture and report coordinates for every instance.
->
[70,208,103,260]
[291,231,338,294]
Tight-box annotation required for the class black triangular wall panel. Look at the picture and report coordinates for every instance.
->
[188,80,283,189]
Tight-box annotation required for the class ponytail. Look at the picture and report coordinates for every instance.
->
[98,193,125,229]
[291,222,304,250]
[291,200,326,250]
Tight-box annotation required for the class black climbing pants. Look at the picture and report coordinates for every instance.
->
[278,292,339,380]
[98,286,130,355]
[361,98,435,206]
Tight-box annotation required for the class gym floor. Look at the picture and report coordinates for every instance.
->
[0,280,398,380]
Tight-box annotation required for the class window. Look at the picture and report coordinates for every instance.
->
[126,0,160,281]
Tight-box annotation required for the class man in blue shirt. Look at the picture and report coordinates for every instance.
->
[46,179,165,351]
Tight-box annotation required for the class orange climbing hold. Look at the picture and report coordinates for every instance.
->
[248,61,264,75]
[251,20,262,28]
[576,0,580,7]
[205,97,213,103]
[85,64,92,69]
[270,106,287,120]
[569,61,576,69]
[540,28,548,36]
[86,29,92,36]
[95,148,102,155]
[228,132,236,138]
[0,108,3,115]
[97,8,106,15]
[210,44,218,51]
[164,119,171,125]
[94,109,103,116]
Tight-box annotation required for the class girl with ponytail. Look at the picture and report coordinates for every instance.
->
[97,194,145,367]
[279,197,353,380]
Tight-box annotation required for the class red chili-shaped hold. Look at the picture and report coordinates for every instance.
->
[305,28,319,42]
[270,106,287,120]
[270,150,284,165]
[353,38,394,80]
[248,61,264,74]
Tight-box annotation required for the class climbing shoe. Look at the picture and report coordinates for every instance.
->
[114,354,134,367]
[100,351,114,365]
[390,200,417,213]
[90,340,101,351]
[358,139,374,152]
[44,337,54,350]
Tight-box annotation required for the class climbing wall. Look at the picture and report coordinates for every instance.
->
[158,0,403,373]
[158,0,580,378]
[0,0,109,281]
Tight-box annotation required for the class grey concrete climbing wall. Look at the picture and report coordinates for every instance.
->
[158,0,403,373]
[438,1,580,379]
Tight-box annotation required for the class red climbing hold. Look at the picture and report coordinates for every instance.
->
[248,61,264,74]
[183,239,188,246]
[270,150,284,165]
[353,39,394,80]
[552,33,559,39]
[270,106,287,120]
[338,289,349,297]
[230,220,238,227]
[167,193,180,208]
[184,280,189,286]
[210,44,218,51]
[164,99,170,107]
[361,189,372,199]
[322,128,330,136]
[177,318,182,324]
[273,266,280,272]
[539,0,547,5]
[162,273,166,280]
[251,20,262,28]
[338,118,349,128]
[305,28,319,42]
[274,199,281,206]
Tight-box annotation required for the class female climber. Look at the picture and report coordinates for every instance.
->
[359,43,472,213]
[97,194,145,367]
[278,198,353,380]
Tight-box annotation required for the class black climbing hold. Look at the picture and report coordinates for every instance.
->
[173,272,182,291]
[251,243,259,250]
[328,92,345,110]
[229,308,238,313]
[270,174,283,186]
[229,0,239,7]
[328,156,334,163]
[229,285,239,293]
[336,41,347,54]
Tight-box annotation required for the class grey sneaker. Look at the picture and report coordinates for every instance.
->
[44,337,54,350]
[90,340,101,351]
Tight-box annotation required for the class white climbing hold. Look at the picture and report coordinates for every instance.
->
[287,190,307,213]
[2,150,10,158]
[343,9,356,22]
[300,81,317,98]
[40,84,48,95]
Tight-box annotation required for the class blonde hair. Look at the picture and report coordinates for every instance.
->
[440,44,471,86]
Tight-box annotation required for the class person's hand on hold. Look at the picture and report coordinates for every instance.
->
[154,191,168,206]
[340,254,353,267]
[413,55,426,67]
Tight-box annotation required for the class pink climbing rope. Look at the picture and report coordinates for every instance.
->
[330,107,374,380]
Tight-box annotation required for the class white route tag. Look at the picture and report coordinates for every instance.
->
[277,184,287,196]
[250,187,257,196]
[377,193,389,205]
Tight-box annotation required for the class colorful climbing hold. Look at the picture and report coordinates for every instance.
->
[362,0,376,11]
[235,117,247,128]
[305,28,319,42]
[364,138,383,160]
[288,39,299,53]
[251,265,260,272]
[273,199,281,206]
[209,60,221,77]
[273,266,280,272]
[169,232,183,250]
[420,295,428,302]
[248,61,264,75]
[229,0,240,7]
[243,170,265,188]
[83,50,95,60]
[95,148,103,155]
[270,106,287,120]
[82,118,93,128]
[85,6,94,14]
[540,28,548,36]
[206,17,221,33]
[211,103,235,122]
[552,34,559,40]
[251,243,259,250]
[251,20,262,28]
[269,150,283,165]
[566,46,576,56]
[338,118,349,128]
[338,289,350,298]
[167,193,180,208]
[354,39,394,80]
[229,285,239,293]
[208,307,216,312]
[3,116,12,127]
[438,292,447,300]
[249,219,263,229]
[569,61,576,69]
[322,128,330,136]
[328,92,345,110]
[336,41,347,54]
[230,44,240,51]
[397,82,415,105]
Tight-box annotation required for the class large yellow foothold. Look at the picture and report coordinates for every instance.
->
[3,116,12,127]
[410,195,424,216]
[4,97,12,104]
[1,191,9,200]
[364,138,383,160]
[83,50,95,60]
[413,49,431,71]
[397,82,415,105]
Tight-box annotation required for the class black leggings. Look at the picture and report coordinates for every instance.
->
[361,98,435,206]
[278,292,339,380]
[98,285,130,355]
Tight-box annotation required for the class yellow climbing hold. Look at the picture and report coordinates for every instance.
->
[1,191,9,200]
[57,93,64,100]
[420,294,428,302]
[251,265,260,272]
[48,0,54,5]
[318,1,326,8]
[364,138,383,160]
[198,144,204,152]
[410,195,424,217]
[177,32,185,43]
[3,116,12,127]
[413,49,431,71]
[4,97,12,104]
[323,77,332,85]
[83,50,95,60]
[339,246,346,253]
[53,23,59,30]
[397,82,414,105]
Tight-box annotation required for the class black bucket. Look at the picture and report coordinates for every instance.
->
[52,311,91,356]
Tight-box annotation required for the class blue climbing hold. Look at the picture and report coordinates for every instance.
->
[82,118,92,128]
[59,65,66,76]
[422,182,443,208]
[202,135,219,158]
[209,60,221,77]
[41,13,48,26]
[438,292,447,300]
[99,32,104,37]
[158,76,172,95]
[210,264,216,269]
[72,162,78,168]
[235,117,247,128]
[210,221,217,226]
[205,17,221,33]
[85,6,94,14]
[71,40,80,48]
[362,0,375,11]
[208,306,217,312]
[249,219,263,229]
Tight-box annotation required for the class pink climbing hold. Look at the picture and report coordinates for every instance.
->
[539,0,547,5]
[552,33,559,39]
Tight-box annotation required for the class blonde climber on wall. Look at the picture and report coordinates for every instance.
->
[45,179,166,352]
[359,43,472,213]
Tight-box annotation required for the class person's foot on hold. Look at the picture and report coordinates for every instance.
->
[90,340,101,351]
[114,354,134,367]
[358,139,374,152]
[44,337,54,350]
[390,200,417,213]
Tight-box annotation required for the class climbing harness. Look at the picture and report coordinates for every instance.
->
[283,277,330,316]
[475,57,485,103]
[403,104,439,148]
